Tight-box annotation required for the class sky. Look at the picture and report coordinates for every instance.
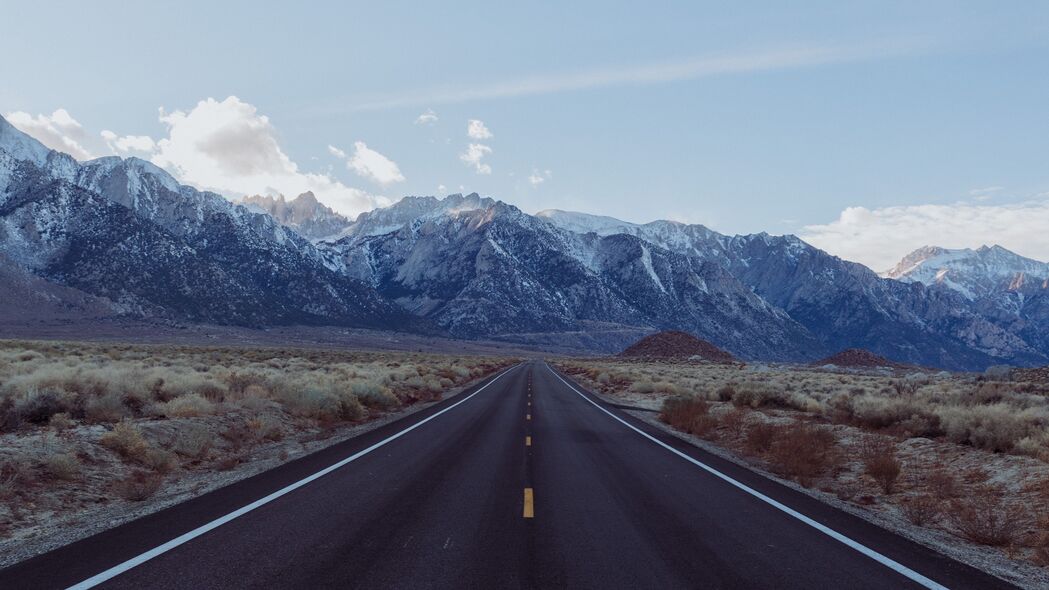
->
[2,1,1048,270]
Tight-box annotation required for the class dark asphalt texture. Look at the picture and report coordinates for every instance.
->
[0,361,1020,589]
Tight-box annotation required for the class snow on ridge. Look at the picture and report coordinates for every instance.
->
[639,244,667,294]
[885,244,1049,300]
[0,114,52,167]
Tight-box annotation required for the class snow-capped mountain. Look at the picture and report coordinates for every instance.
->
[884,245,1049,358]
[241,192,351,241]
[314,197,1045,368]
[0,114,419,330]
[885,245,1049,300]
[324,196,818,360]
[5,111,1049,369]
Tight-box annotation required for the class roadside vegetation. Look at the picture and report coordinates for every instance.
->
[555,358,1049,571]
[0,340,514,564]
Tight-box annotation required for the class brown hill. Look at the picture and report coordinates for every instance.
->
[619,331,736,362]
[814,348,909,369]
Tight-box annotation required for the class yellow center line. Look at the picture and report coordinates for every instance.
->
[525,436,532,446]
[526,413,531,420]
[523,488,534,518]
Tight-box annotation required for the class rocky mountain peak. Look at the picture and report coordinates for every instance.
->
[241,191,350,241]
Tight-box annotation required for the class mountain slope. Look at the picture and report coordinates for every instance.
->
[537,210,1046,369]
[324,195,819,360]
[0,114,421,331]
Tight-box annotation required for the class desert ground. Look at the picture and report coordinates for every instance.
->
[554,356,1049,585]
[0,339,516,566]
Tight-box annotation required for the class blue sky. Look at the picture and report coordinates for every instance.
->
[3,1,1048,269]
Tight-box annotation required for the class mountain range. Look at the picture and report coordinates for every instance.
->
[1,113,1047,370]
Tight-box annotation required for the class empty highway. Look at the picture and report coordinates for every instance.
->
[0,361,1016,589]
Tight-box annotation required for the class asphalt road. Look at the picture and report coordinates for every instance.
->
[0,361,1020,589]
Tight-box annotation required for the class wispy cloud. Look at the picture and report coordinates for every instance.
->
[332,39,929,112]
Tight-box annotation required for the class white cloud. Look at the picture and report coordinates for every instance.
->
[100,130,156,154]
[346,141,405,186]
[437,184,447,193]
[467,119,493,140]
[327,144,347,159]
[460,143,492,175]
[528,168,551,186]
[414,109,438,125]
[801,200,1049,270]
[151,96,386,217]
[5,108,94,160]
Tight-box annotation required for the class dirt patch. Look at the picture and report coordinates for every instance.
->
[814,348,913,369]
[620,331,735,362]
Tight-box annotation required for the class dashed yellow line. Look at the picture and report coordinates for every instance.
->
[523,488,534,518]
[526,413,531,420]
[526,436,532,446]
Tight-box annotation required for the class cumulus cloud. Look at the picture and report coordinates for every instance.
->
[5,108,94,160]
[467,119,493,140]
[414,109,438,125]
[344,141,405,186]
[327,144,347,159]
[150,97,386,216]
[528,168,551,186]
[460,143,492,175]
[100,130,156,154]
[801,200,1049,271]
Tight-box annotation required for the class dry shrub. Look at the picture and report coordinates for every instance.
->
[720,407,748,437]
[246,416,284,442]
[938,404,1031,453]
[744,422,779,454]
[141,448,178,474]
[0,459,32,500]
[48,412,74,430]
[85,393,128,423]
[860,437,903,494]
[113,470,163,501]
[100,421,149,462]
[172,424,214,459]
[766,423,840,485]
[17,389,72,425]
[353,382,399,410]
[715,384,736,402]
[44,453,81,481]
[159,394,214,418]
[946,484,1026,546]
[925,468,960,499]
[221,421,254,451]
[216,455,243,471]
[660,396,710,433]
[900,494,940,526]
[271,382,364,423]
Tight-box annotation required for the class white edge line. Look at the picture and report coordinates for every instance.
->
[546,364,949,590]
[66,364,522,590]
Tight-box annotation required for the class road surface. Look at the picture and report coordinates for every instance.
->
[0,361,1018,589]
